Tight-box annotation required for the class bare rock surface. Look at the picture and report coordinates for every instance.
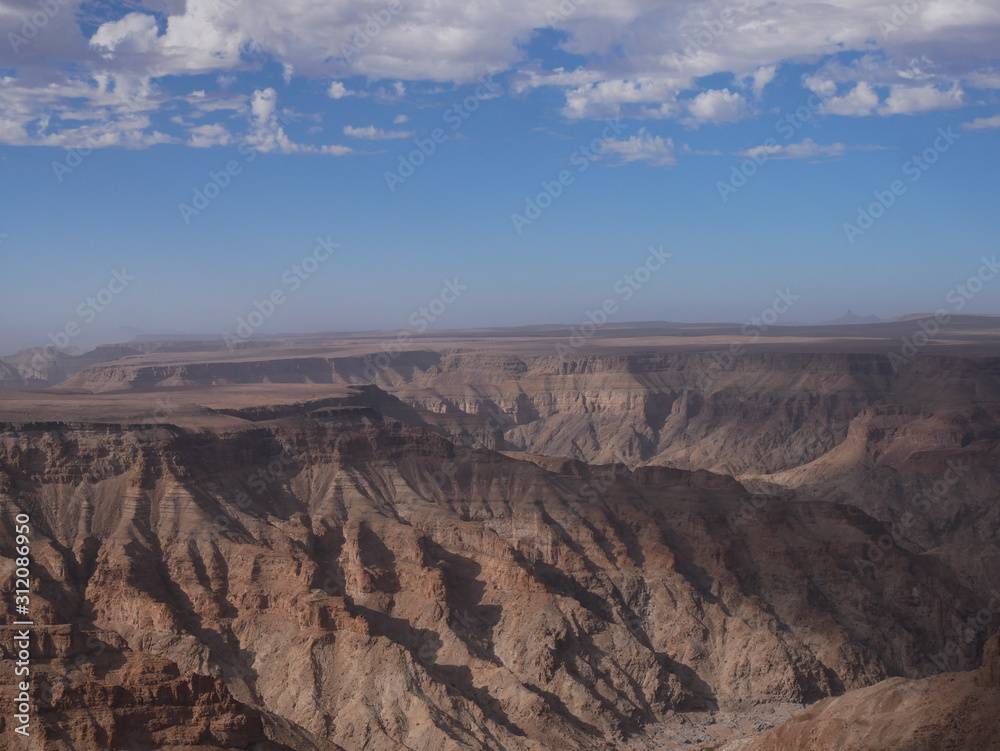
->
[724,633,1000,751]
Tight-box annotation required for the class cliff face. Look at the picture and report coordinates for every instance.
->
[729,634,1000,751]
[0,344,150,389]
[0,389,993,750]
[0,625,326,751]
[60,347,1000,586]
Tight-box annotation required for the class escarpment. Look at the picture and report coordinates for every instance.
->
[54,342,1000,581]
[1,322,997,750]
[0,385,995,750]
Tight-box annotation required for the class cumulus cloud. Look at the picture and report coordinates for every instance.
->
[245,88,352,155]
[540,74,684,120]
[741,139,847,160]
[38,115,175,149]
[87,6,245,75]
[327,81,356,99]
[962,113,1000,130]
[0,0,997,148]
[188,123,233,147]
[342,124,412,139]
[89,12,160,56]
[602,129,676,166]
[744,65,777,98]
[0,71,174,148]
[821,82,880,116]
[879,84,964,115]
[813,79,965,117]
[685,89,751,125]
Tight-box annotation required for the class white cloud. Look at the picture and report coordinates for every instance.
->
[602,129,676,166]
[741,138,847,160]
[962,113,1000,131]
[685,89,751,124]
[89,12,160,56]
[821,82,880,116]
[36,115,175,149]
[551,75,684,119]
[0,72,173,148]
[87,6,245,76]
[0,0,996,149]
[189,123,233,147]
[343,124,412,139]
[879,84,964,115]
[328,81,355,99]
[393,114,409,124]
[745,65,777,98]
[185,91,247,113]
[804,73,838,98]
[245,87,352,155]
[0,118,28,145]
[250,87,277,128]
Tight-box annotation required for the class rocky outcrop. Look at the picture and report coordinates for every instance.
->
[0,625,333,750]
[0,344,148,389]
[729,634,1000,751]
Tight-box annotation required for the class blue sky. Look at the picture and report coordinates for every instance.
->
[1,0,999,354]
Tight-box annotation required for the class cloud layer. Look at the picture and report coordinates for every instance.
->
[0,0,998,150]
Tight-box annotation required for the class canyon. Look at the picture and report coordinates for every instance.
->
[0,317,998,749]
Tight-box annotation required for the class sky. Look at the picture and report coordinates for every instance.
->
[1,0,999,354]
